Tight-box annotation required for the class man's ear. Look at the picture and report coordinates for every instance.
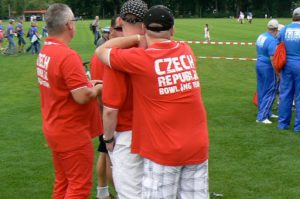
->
[170,26,175,36]
[118,17,123,26]
[66,20,75,31]
[141,24,146,35]
[66,21,72,30]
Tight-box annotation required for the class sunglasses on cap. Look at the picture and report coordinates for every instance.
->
[113,26,123,32]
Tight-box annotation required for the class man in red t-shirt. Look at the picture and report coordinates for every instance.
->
[100,1,148,198]
[90,15,123,199]
[37,4,102,199]
[96,5,209,199]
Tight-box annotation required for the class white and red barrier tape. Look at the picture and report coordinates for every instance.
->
[198,56,257,61]
[180,41,255,46]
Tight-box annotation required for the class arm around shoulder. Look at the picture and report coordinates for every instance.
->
[95,34,142,66]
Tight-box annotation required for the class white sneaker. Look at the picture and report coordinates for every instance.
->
[256,119,272,124]
[270,114,278,118]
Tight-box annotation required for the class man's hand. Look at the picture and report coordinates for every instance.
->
[106,141,115,152]
[138,35,147,49]
[90,80,103,86]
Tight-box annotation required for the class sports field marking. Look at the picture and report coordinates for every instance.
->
[180,41,255,46]
[198,56,257,61]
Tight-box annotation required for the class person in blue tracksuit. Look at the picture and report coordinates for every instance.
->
[277,7,300,131]
[256,19,279,124]
[26,22,40,54]
[16,19,26,53]
[6,19,16,55]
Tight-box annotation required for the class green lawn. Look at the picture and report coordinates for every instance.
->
[0,18,299,199]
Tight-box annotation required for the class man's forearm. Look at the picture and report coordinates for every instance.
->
[71,84,102,105]
[103,107,118,139]
[96,35,140,65]
[101,34,140,50]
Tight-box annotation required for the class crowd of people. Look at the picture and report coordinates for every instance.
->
[255,7,300,132]
[0,18,46,55]
[37,1,209,199]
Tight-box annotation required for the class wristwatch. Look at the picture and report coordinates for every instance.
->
[103,135,115,144]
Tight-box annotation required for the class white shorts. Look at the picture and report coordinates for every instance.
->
[142,159,209,199]
[108,131,144,199]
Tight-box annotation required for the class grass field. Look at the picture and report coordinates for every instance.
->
[1,18,299,199]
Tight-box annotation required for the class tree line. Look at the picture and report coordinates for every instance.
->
[0,0,300,19]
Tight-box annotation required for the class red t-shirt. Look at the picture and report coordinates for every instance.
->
[109,41,209,166]
[90,54,104,81]
[37,38,102,152]
[102,61,133,132]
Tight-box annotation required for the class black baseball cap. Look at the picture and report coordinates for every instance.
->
[144,5,174,32]
[120,0,148,24]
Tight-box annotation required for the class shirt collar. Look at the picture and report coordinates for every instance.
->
[45,38,67,47]
[147,40,178,50]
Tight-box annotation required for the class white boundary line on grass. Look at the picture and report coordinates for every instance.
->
[180,41,255,46]
[198,56,257,61]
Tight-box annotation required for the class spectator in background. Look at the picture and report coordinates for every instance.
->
[92,16,101,46]
[0,20,3,50]
[42,26,48,38]
[26,22,40,54]
[277,7,300,131]
[247,12,253,24]
[238,11,245,24]
[96,27,110,47]
[255,19,279,124]
[204,24,210,41]
[5,19,16,55]
[16,19,26,53]
[37,3,102,198]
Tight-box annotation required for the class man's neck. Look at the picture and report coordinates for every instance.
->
[268,30,277,37]
[49,34,71,45]
[123,22,143,36]
[146,36,169,47]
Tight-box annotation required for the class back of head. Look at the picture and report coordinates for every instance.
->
[120,0,148,24]
[267,19,279,31]
[45,3,74,35]
[110,15,118,27]
[293,7,300,21]
[9,19,15,24]
[120,0,148,35]
[143,5,174,38]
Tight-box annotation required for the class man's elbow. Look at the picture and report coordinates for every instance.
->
[103,107,118,118]
[73,97,90,105]
[72,88,96,105]
[95,47,108,65]
[95,47,104,61]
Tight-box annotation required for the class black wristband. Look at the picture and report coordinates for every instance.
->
[103,135,114,144]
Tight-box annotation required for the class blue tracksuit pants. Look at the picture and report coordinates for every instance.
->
[256,61,278,121]
[278,62,300,131]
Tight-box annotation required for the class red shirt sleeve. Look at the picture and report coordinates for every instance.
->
[109,47,144,74]
[102,66,128,109]
[61,52,89,91]
[90,54,104,80]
